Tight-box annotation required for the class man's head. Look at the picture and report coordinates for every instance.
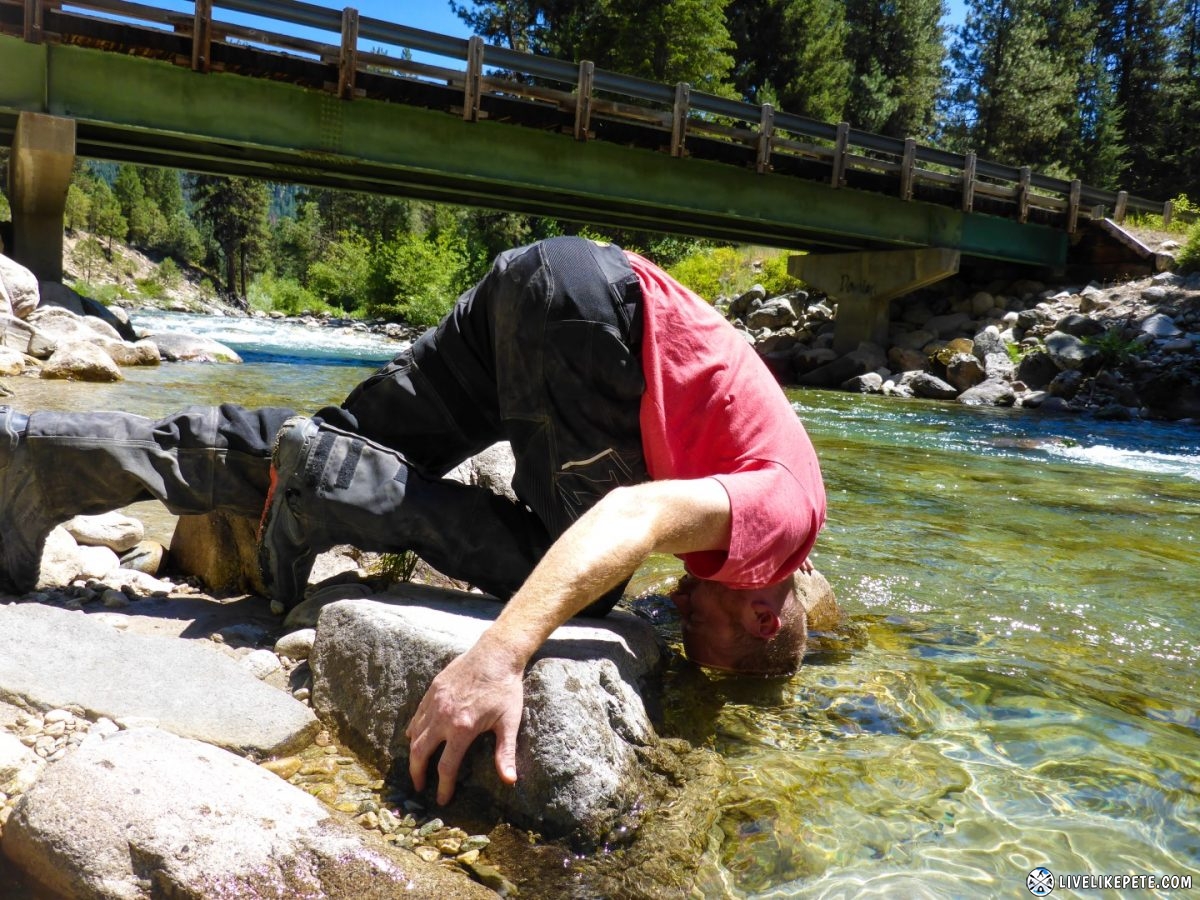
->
[669,573,807,676]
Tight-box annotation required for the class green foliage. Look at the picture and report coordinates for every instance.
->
[247,271,327,316]
[727,0,850,119]
[307,231,372,311]
[0,190,9,223]
[1176,221,1200,273]
[374,551,420,584]
[667,245,799,302]
[70,236,107,283]
[842,0,946,139]
[367,231,469,327]
[1083,327,1145,366]
[70,279,132,306]
[455,0,736,93]
[158,256,182,290]
[64,184,91,232]
[189,175,270,298]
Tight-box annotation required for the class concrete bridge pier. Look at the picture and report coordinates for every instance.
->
[8,112,76,282]
[790,248,961,355]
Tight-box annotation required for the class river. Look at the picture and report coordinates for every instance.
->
[10,309,1200,897]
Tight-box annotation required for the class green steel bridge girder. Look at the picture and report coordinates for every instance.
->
[0,35,1069,268]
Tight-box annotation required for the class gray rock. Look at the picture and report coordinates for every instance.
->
[957,380,1016,407]
[0,314,38,354]
[1044,331,1101,372]
[887,346,927,373]
[924,312,972,338]
[1055,313,1106,338]
[745,296,798,330]
[274,628,317,662]
[37,525,81,588]
[0,346,26,376]
[148,331,243,363]
[729,284,767,317]
[2,728,490,900]
[64,512,144,552]
[446,441,517,503]
[1140,313,1182,338]
[791,346,838,374]
[40,341,123,382]
[971,325,1007,360]
[77,545,121,582]
[891,328,936,352]
[0,731,44,795]
[0,255,38,319]
[311,587,666,843]
[37,282,139,341]
[1048,369,1085,399]
[968,291,995,316]
[1015,350,1060,389]
[0,604,318,756]
[909,372,960,400]
[841,372,883,393]
[945,354,986,392]
[982,351,1016,381]
[118,540,165,576]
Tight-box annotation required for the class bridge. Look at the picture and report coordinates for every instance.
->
[0,0,1182,350]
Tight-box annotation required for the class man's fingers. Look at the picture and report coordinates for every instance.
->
[494,710,519,785]
[435,739,468,806]
[407,720,433,793]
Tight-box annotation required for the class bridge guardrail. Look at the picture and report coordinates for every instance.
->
[3,0,1190,233]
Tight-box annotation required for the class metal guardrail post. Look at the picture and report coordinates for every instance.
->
[337,6,358,100]
[900,138,916,200]
[192,0,212,73]
[23,0,43,43]
[1067,179,1081,232]
[1017,166,1031,223]
[670,82,690,157]
[756,104,774,174]
[1162,200,1174,229]
[962,151,976,212]
[463,35,483,122]
[1113,190,1128,223]
[831,122,849,187]
[574,60,594,141]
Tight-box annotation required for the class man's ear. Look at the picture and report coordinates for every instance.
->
[745,598,782,639]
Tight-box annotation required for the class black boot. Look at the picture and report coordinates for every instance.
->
[0,404,291,594]
[257,417,550,610]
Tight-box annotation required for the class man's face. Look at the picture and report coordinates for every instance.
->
[669,575,745,671]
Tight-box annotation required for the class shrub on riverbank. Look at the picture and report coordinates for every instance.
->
[1178,222,1200,273]
[667,246,801,302]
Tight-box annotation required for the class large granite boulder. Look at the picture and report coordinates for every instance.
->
[310,587,678,845]
[0,255,38,319]
[2,727,492,899]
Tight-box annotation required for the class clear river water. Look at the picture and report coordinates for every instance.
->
[9,309,1200,897]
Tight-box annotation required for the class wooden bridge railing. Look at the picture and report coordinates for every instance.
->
[3,0,1187,233]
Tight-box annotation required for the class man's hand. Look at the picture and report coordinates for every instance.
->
[405,479,733,806]
[405,642,524,805]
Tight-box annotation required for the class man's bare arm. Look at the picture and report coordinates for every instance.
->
[405,477,732,804]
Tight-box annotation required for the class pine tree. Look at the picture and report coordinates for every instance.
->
[455,0,735,93]
[1094,0,1176,194]
[189,175,270,303]
[842,0,947,139]
[945,0,1090,172]
[726,0,850,121]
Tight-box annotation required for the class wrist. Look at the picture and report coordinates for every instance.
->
[473,626,534,676]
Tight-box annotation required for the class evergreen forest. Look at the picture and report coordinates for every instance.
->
[0,0,1197,323]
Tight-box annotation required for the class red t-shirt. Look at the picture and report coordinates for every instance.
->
[628,251,826,589]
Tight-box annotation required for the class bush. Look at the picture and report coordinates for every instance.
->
[307,231,372,311]
[367,231,468,327]
[1177,222,1200,274]
[0,190,8,223]
[666,245,801,302]
[247,271,328,316]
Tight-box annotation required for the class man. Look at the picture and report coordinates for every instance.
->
[0,236,825,804]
